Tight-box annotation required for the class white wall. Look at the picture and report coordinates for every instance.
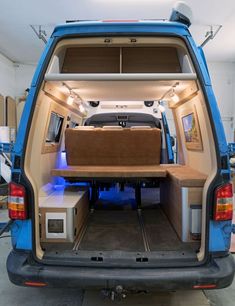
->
[0,53,15,97]
[14,64,36,98]
[208,62,235,142]
[0,52,36,99]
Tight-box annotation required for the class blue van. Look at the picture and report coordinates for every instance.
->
[3,6,235,294]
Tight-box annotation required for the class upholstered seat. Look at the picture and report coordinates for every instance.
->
[64,127,161,166]
[52,128,207,187]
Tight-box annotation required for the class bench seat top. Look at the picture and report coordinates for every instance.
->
[51,164,207,187]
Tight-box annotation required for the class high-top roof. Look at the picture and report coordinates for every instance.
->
[52,20,190,38]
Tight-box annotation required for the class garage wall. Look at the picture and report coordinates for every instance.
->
[14,63,36,98]
[0,53,15,97]
[0,52,36,99]
[208,62,235,142]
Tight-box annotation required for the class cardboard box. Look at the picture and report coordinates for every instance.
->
[0,126,15,143]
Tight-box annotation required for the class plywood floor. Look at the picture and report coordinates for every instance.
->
[78,208,199,255]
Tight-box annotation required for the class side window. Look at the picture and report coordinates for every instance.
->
[42,109,66,154]
[70,121,79,128]
[46,112,64,143]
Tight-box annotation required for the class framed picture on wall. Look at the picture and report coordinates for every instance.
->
[181,106,203,151]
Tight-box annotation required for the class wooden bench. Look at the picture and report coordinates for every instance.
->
[64,127,162,166]
[52,164,207,186]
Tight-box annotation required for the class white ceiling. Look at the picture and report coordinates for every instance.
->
[47,79,192,101]
[0,0,235,64]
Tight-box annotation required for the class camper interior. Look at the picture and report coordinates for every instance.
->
[23,37,217,267]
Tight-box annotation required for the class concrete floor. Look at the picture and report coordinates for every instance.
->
[0,209,234,306]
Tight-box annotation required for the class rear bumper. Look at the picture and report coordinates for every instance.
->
[7,250,235,290]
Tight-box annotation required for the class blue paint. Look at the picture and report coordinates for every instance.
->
[11,220,32,250]
[9,20,232,254]
[0,143,14,153]
[209,220,232,252]
[186,36,211,86]
[52,21,190,38]
[197,46,211,82]
[228,143,235,156]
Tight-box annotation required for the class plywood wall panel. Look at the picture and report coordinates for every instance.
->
[6,96,17,129]
[0,95,4,126]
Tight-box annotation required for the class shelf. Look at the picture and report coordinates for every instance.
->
[45,73,197,82]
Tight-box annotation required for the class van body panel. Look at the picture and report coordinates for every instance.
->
[186,36,211,86]
[6,20,235,290]
[209,220,233,252]
[11,220,32,250]
[197,46,211,83]
[52,21,190,38]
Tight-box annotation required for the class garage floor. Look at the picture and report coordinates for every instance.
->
[0,209,235,306]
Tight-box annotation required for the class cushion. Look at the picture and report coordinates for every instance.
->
[65,128,161,166]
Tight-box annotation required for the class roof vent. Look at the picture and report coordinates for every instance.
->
[169,1,192,27]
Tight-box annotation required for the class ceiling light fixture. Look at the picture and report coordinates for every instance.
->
[79,104,85,113]
[158,100,166,113]
[67,93,74,106]
[62,83,87,115]
[170,88,180,103]
[161,82,180,103]
[62,82,82,106]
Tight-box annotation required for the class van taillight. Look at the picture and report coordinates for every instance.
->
[214,183,233,221]
[8,182,27,220]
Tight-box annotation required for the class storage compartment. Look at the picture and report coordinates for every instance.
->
[39,189,89,244]
[61,46,182,74]
[161,182,203,242]
[122,47,181,73]
[42,187,200,265]
[76,208,199,254]
[62,47,120,73]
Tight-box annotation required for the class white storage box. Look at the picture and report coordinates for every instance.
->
[0,126,15,143]
[39,189,89,243]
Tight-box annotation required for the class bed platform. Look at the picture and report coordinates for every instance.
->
[51,165,207,187]
[52,165,167,179]
[51,127,207,187]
